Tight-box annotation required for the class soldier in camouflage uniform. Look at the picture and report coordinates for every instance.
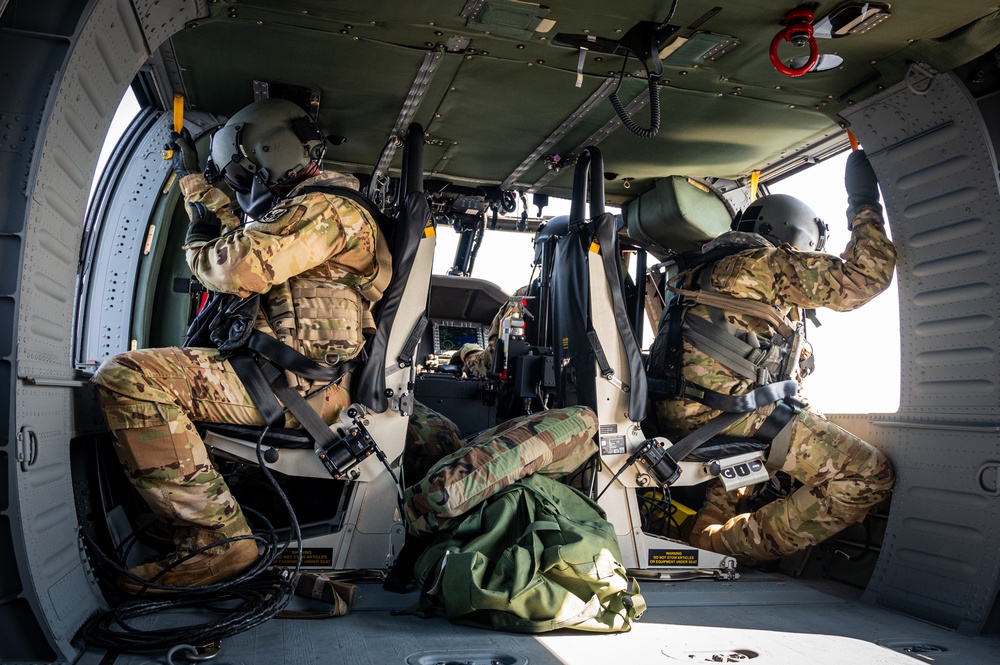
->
[93,99,390,592]
[653,151,896,564]
[449,342,492,379]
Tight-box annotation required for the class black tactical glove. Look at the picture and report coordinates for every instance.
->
[166,129,200,178]
[845,149,882,224]
[184,202,221,245]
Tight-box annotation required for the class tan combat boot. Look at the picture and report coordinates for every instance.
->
[688,504,729,552]
[117,538,260,595]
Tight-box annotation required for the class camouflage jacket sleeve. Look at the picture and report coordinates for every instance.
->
[183,190,377,298]
[712,205,896,312]
[178,173,242,231]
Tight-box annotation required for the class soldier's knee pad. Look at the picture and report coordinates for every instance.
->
[93,351,147,391]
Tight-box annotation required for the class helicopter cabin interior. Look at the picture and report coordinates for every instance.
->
[3,0,1000,663]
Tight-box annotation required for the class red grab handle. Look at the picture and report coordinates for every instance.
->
[769,7,819,77]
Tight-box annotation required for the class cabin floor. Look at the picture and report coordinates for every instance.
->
[76,569,1000,665]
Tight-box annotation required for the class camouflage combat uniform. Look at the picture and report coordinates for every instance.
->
[448,342,492,379]
[93,171,389,553]
[655,205,896,564]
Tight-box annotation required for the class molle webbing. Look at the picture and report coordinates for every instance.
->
[265,280,368,362]
[291,282,368,338]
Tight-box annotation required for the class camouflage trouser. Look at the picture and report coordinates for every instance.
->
[404,406,599,536]
[92,346,350,552]
[690,407,894,564]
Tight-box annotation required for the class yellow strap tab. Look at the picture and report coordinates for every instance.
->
[686,177,711,193]
[589,240,601,254]
[749,170,761,203]
[163,93,185,161]
[173,93,185,132]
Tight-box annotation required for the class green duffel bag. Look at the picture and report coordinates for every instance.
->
[412,474,646,633]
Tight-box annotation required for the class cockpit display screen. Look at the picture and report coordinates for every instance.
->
[436,324,481,352]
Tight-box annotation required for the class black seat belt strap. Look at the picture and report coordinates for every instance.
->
[684,379,798,413]
[756,398,804,468]
[229,354,285,427]
[247,331,354,383]
[396,314,429,369]
[266,370,339,449]
[229,351,339,449]
[586,330,613,377]
[665,410,745,465]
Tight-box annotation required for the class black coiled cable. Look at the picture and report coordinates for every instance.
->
[610,74,661,139]
[608,0,676,139]
[500,190,517,213]
[79,426,303,653]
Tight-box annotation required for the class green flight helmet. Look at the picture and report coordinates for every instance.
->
[210,98,326,217]
[733,193,828,252]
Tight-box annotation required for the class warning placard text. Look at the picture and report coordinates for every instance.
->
[648,548,699,567]
[274,547,334,567]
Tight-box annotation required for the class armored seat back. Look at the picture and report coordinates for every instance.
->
[544,149,768,578]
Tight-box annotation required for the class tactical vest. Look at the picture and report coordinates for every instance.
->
[647,237,807,405]
[257,185,392,365]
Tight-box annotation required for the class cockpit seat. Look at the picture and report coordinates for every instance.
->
[537,148,770,575]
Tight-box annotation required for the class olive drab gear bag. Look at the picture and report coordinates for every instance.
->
[411,474,645,633]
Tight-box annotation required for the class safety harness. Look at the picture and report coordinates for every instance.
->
[186,185,394,451]
[647,236,808,469]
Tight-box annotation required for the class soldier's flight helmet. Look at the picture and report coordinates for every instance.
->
[732,194,828,252]
[209,98,326,219]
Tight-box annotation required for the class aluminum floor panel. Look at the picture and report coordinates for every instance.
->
[81,576,1000,665]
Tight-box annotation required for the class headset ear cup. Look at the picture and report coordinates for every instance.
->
[814,217,829,252]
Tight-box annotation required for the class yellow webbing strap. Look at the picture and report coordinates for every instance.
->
[749,170,761,203]
[162,93,185,160]
[173,93,184,132]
